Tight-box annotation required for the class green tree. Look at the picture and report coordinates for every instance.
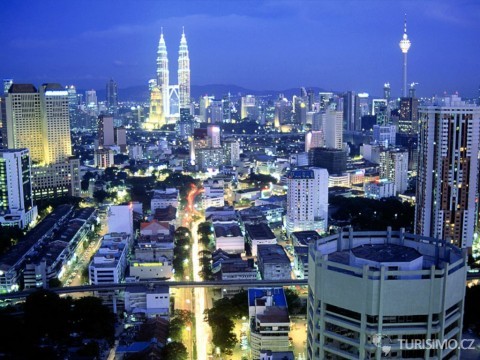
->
[161,341,188,360]
[93,189,110,203]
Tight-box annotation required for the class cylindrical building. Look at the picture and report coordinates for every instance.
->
[307,228,466,360]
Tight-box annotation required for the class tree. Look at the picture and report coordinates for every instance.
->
[161,341,188,360]
[285,288,305,315]
[93,189,110,203]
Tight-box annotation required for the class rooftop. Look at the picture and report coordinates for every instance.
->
[292,230,322,246]
[248,288,287,307]
[351,244,422,263]
[245,223,275,240]
[214,223,243,238]
[8,84,37,93]
[257,245,290,264]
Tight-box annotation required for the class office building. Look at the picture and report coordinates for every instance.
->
[97,115,115,148]
[373,124,396,147]
[0,149,37,228]
[415,95,480,248]
[223,138,241,165]
[106,79,118,115]
[286,168,328,235]
[146,86,165,129]
[178,28,190,108]
[6,83,80,200]
[398,97,419,133]
[307,228,466,360]
[305,130,324,152]
[241,95,257,120]
[94,148,114,169]
[249,288,291,359]
[208,99,223,124]
[222,94,231,123]
[156,29,170,117]
[323,108,343,149]
[3,79,13,95]
[308,148,347,175]
[0,96,7,148]
[343,91,360,131]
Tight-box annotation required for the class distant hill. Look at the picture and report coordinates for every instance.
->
[90,84,329,102]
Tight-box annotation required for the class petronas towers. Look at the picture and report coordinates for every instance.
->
[147,28,190,129]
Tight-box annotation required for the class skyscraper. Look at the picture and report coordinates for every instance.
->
[286,168,328,235]
[97,115,115,148]
[106,79,118,115]
[3,79,13,95]
[323,108,343,150]
[399,15,412,97]
[5,83,80,200]
[39,83,72,164]
[156,29,170,117]
[178,28,190,109]
[342,91,360,131]
[0,149,37,228]
[398,96,419,133]
[415,95,480,248]
[241,95,257,120]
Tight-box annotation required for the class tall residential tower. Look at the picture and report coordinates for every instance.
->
[415,95,480,249]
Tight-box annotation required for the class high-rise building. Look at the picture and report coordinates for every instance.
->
[6,83,80,200]
[274,97,292,127]
[305,130,324,152]
[241,95,257,120]
[399,16,412,97]
[0,96,7,148]
[307,89,315,111]
[223,138,240,166]
[307,228,466,360]
[286,168,328,235]
[308,148,347,175]
[222,94,231,123]
[0,149,37,228]
[398,97,419,133]
[145,86,165,129]
[323,108,343,150]
[373,124,396,147]
[97,115,115,148]
[383,82,391,102]
[6,84,44,162]
[3,79,13,95]
[208,99,223,124]
[342,91,360,131]
[39,83,72,164]
[379,148,409,194]
[416,95,480,248]
[207,124,221,148]
[85,89,98,114]
[178,28,190,109]
[156,29,170,118]
[106,79,118,115]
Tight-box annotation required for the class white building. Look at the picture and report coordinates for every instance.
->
[245,223,277,257]
[305,130,324,152]
[150,188,179,212]
[94,148,114,169]
[248,288,291,359]
[223,138,241,166]
[379,148,409,194]
[89,232,131,285]
[286,168,328,235]
[364,180,396,199]
[373,124,396,147]
[416,95,480,249]
[107,205,134,235]
[307,228,467,360]
[323,108,343,150]
[124,285,170,318]
[0,149,37,228]
[214,222,244,254]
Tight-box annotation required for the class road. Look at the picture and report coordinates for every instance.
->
[191,220,209,360]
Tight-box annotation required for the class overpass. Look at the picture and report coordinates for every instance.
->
[0,279,308,301]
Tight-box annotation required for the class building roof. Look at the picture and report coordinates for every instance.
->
[248,287,287,307]
[351,244,422,263]
[245,223,275,240]
[292,230,322,246]
[287,169,314,179]
[257,306,290,324]
[8,84,37,93]
[260,351,295,360]
[153,205,177,221]
[214,223,243,238]
[257,245,290,264]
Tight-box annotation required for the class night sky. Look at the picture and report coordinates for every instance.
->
[2,0,480,98]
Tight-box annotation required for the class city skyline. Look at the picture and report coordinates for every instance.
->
[1,0,480,97]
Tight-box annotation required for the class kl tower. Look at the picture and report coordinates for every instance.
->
[399,15,411,97]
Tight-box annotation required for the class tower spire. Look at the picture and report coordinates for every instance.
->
[399,13,411,97]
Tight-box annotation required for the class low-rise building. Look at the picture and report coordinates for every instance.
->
[150,188,179,212]
[245,223,277,257]
[124,284,170,318]
[291,230,322,247]
[214,222,245,254]
[293,246,309,279]
[364,180,396,199]
[248,288,291,359]
[257,245,291,280]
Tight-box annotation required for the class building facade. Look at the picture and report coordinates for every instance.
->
[307,228,466,360]
[415,95,480,248]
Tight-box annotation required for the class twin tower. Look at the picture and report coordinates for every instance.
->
[148,28,190,128]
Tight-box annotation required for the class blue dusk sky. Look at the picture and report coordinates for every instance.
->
[1,0,480,98]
